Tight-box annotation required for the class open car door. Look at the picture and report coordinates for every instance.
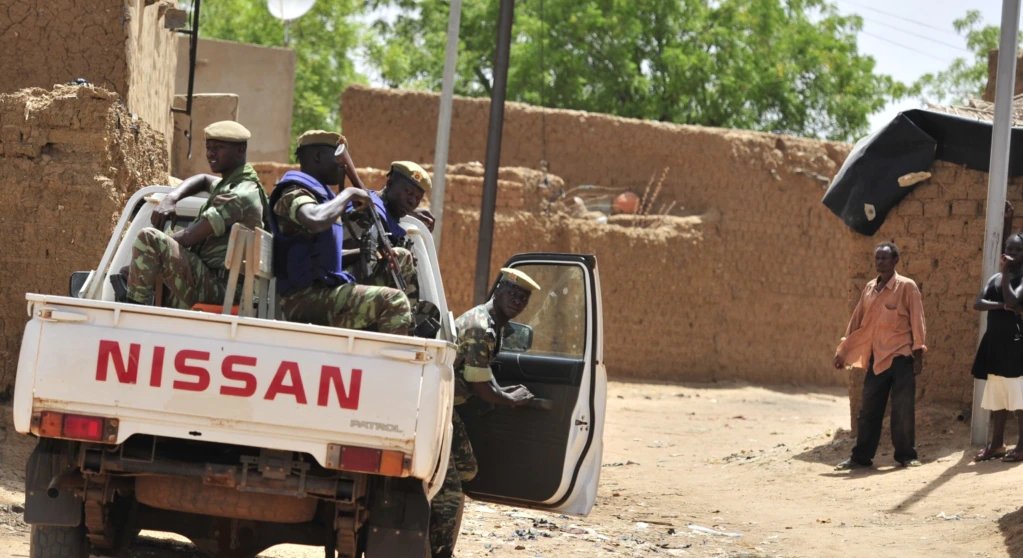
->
[460,253,606,515]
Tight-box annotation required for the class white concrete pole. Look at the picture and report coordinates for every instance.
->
[430,0,463,254]
[973,0,1022,446]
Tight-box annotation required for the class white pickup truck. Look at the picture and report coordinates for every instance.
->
[12,186,607,558]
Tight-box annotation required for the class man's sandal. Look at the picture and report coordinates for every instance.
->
[1003,450,1023,463]
[975,446,1007,462]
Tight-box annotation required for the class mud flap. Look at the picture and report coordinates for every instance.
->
[25,439,83,527]
[363,478,429,557]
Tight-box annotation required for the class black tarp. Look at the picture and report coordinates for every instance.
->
[822,109,1023,236]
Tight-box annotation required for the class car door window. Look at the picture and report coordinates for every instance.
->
[501,264,586,359]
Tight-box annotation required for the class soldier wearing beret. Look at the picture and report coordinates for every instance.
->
[120,120,269,308]
[267,130,412,334]
[341,161,435,308]
[429,268,541,558]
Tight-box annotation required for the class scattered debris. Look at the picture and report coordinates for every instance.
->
[688,525,742,537]
[936,512,961,521]
[603,460,640,467]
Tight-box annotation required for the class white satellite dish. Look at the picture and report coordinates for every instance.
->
[267,0,316,22]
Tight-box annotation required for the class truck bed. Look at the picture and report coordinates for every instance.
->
[13,294,455,481]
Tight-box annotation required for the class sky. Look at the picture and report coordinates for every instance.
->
[835,0,1005,132]
[355,0,1009,138]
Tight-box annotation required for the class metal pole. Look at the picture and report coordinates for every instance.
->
[431,0,463,255]
[973,0,1022,446]
[472,0,515,305]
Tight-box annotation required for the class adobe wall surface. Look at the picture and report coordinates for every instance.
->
[176,37,295,164]
[341,86,852,387]
[0,0,177,148]
[0,86,168,396]
[844,161,1016,418]
[172,94,239,178]
[125,0,178,149]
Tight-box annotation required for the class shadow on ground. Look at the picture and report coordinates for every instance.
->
[999,507,1023,558]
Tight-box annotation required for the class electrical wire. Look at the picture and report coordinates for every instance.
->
[834,0,961,37]
[856,15,970,53]
[859,30,954,63]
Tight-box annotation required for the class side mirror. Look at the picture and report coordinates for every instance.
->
[502,322,533,353]
[68,271,92,298]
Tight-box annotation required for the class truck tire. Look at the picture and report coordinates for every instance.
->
[29,524,88,558]
[135,475,317,523]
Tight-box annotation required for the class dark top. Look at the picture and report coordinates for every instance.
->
[972,273,1023,380]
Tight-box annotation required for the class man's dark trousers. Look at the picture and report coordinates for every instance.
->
[851,355,916,465]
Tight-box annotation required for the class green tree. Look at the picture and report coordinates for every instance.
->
[911,10,1017,106]
[366,0,904,140]
[188,0,366,149]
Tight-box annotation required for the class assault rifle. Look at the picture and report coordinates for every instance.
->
[336,143,407,292]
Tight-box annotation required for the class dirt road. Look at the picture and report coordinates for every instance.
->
[1,381,1020,558]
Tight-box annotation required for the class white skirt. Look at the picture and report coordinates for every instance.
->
[981,375,1023,411]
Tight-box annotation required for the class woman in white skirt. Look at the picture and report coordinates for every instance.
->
[972,233,1023,462]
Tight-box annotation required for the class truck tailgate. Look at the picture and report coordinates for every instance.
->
[14,295,454,478]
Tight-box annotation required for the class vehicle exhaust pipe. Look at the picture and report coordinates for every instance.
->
[46,468,83,498]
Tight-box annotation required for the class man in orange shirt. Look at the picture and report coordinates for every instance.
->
[834,241,926,470]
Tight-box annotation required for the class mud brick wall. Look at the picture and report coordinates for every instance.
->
[340,86,855,386]
[844,161,1022,419]
[0,85,168,396]
[0,0,178,148]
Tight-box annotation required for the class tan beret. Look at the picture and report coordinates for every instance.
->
[499,268,541,292]
[204,121,250,143]
[297,130,344,148]
[389,161,432,192]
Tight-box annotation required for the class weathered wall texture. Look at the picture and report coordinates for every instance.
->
[844,161,1017,415]
[176,37,295,164]
[172,94,239,178]
[0,86,168,396]
[339,86,856,386]
[0,0,177,147]
[125,0,178,149]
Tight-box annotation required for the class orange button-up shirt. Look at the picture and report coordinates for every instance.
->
[837,271,927,374]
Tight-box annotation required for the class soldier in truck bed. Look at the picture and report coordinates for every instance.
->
[268,130,412,335]
[429,268,540,558]
[118,121,269,308]
[341,160,435,308]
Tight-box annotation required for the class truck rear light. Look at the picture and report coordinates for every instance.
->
[326,444,410,477]
[31,411,118,443]
[62,415,104,441]
[38,411,63,438]
[341,446,381,473]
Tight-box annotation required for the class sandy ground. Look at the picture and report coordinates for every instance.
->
[1,380,1021,558]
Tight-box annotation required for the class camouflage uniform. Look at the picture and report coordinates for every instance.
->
[429,302,499,557]
[126,164,269,307]
[273,185,412,334]
[342,192,420,306]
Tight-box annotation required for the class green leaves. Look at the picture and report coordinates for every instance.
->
[194,0,903,148]
[366,0,901,141]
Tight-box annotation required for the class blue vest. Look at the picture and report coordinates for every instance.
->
[269,171,355,295]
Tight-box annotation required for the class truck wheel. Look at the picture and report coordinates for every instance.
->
[29,524,88,558]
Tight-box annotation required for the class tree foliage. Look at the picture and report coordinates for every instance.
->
[366,0,903,140]
[910,10,1018,106]
[189,0,365,144]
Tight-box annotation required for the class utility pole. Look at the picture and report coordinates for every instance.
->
[430,0,462,255]
[973,0,1022,446]
[472,0,515,305]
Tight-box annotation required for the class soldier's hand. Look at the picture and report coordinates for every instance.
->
[506,385,534,407]
[412,208,436,232]
[152,197,178,230]
[344,187,372,212]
